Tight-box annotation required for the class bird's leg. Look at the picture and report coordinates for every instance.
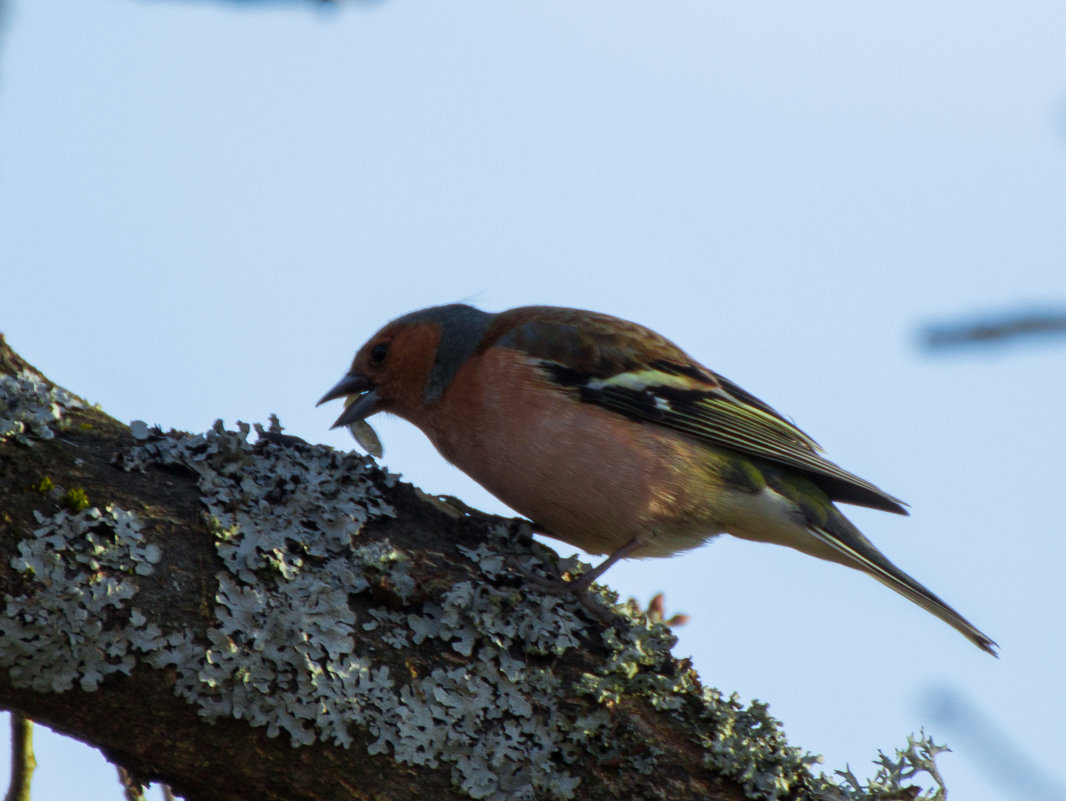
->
[519,537,642,624]
[520,537,638,590]
[569,538,642,592]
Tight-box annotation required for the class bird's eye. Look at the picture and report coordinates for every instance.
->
[369,342,389,366]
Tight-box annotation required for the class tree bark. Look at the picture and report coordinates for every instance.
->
[0,334,882,801]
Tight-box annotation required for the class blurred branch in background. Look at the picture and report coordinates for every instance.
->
[0,0,8,69]
[922,307,1066,351]
[138,0,380,7]
[922,686,1066,801]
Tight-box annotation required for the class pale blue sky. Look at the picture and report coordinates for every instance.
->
[2,1,1065,799]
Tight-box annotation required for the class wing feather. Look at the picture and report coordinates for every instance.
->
[491,309,906,515]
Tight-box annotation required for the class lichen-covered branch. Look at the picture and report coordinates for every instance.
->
[0,335,939,801]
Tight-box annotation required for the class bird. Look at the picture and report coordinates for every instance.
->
[318,303,997,655]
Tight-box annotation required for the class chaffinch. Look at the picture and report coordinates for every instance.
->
[319,304,996,655]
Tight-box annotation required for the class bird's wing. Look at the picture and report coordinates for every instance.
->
[489,308,906,514]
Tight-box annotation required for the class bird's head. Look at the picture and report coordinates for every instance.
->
[318,304,494,454]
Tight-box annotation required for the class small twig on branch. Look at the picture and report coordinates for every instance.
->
[118,766,148,801]
[3,713,35,801]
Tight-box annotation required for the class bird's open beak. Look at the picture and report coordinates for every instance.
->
[318,373,384,457]
[317,374,381,429]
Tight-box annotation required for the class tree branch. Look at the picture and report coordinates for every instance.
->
[0,334,927,801]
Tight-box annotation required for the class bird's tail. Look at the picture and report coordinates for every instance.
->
[809,519,998,656]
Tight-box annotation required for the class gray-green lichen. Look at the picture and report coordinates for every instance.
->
[1,504,162,692]
[829,732,948,801]
[157,420,588,797]
[0,369,948,801]
[0,369,85,443]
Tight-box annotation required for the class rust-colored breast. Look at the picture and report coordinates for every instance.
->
[414,347,731,557]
